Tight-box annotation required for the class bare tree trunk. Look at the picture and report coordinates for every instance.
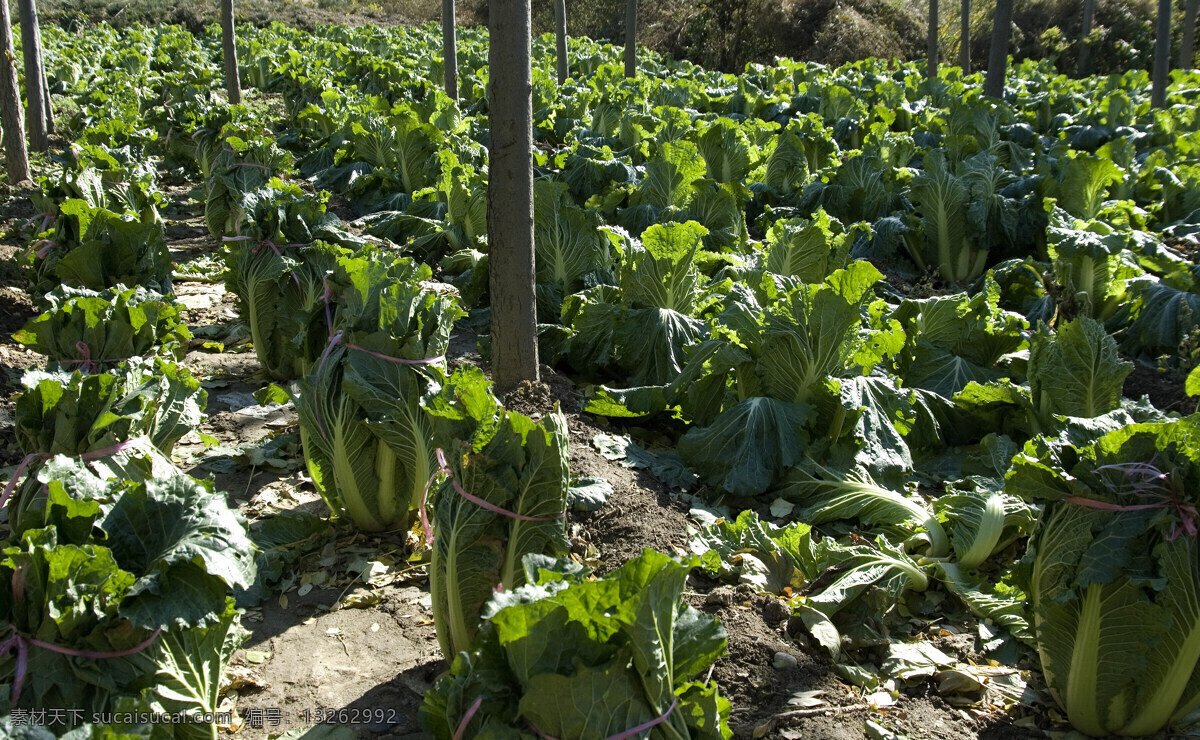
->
[0,0,31,182]
[985,0,1012,98]
[17,0,47,152]
[1151,0,1171,108]
[489,0,539,393]
[1180,0,1198,70]
[41,63,54,134]
[624,0,637,78]
[443,0,458,100]
[554,0,569,84]
[959,0,970,70]
[1078,0,1096,75]
[221,0,241,105]
[928,0,939,78]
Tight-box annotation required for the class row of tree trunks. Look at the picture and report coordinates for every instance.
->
[1,0,31,182]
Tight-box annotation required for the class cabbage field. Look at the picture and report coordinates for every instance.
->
[1,16,1200,740]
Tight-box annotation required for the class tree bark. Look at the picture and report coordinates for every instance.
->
[928,0,939,78]
[1180,0,1198,70]
[959,0,970,70]
[17,0,47,152]
[488,0,539,393]
[1151,0,1171,108]
[442,0,458,101]
[0,0,31,182]
[221,0,241,105]
[41,60,54,134]
[624,0,637,78]
[1078,0,1096,76]
[554,0,569,84]
[985,0,1012,98]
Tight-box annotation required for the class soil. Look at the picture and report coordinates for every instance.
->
[1123,359,1196,415]
[0,245,42,468]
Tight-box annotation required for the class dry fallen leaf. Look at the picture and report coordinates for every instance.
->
[787,690,825,708]
[222,664,269,692]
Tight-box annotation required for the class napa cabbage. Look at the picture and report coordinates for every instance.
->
[24,199,172,300]
[0,456,254,736]
[562,221,714,387]
[890,277,1028,398]
[423,367,571,659]
[294,252,462,534]
[1009,416,1200,736]
[421,550,731,740]
[223,239,347,381]
[14,285,191,369]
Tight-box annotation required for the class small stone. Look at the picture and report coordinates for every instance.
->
[762,599,791,625]
[705,586,738,607]
[773,651,798,670]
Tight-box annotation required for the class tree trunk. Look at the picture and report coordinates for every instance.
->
[928,0,939,78]
[41,61,54,134]
[1180,0,1198,70]
[554,0,569,84]
[221,0,241,105]
[959,0,970,70]
[0,0,31,182]
[1151,0,1171,108]
[488,0,539,393]
[985,0,1012,98]
[624,0,637,78]
[17,0,47,152]
[442,0,458,100]
[1078,0,1096,76]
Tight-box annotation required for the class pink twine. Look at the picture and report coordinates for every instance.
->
[452,695,677,740]
[21,213,55,233]
[0,627,162,706]
[0,437,148,511]
[222,237,309,287]
[22,239,58,260]
[1067,496,1198,540]
[54,342,136,374]
[452,697,482,740]
[525,698,678,740]
[311,330,444,441]
[221,235,312,256]
[419,448,565,546]
[1068,462,1198,541]
[75,341,97,373]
